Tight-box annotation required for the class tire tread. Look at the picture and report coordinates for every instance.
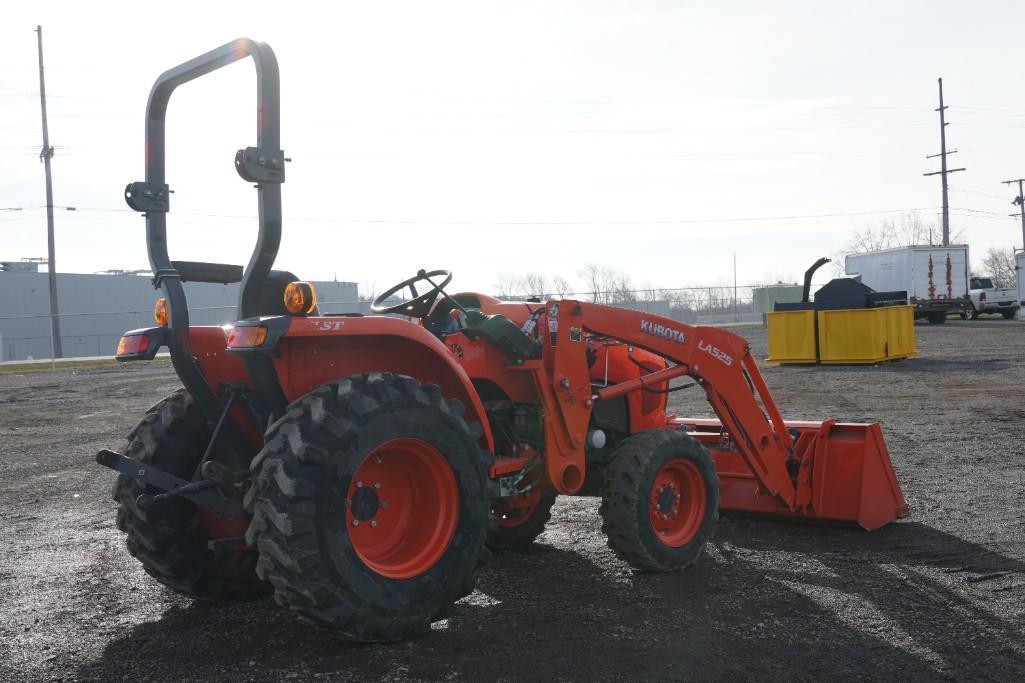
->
[598,429,719,572]
[246,373,491,641]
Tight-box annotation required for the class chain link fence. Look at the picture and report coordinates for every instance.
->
[498,284,777,324]
[0,283,823,363]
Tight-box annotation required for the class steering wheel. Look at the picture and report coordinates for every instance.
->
[372,269,454,317]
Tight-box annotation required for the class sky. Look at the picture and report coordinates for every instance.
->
[2,1,1024,298]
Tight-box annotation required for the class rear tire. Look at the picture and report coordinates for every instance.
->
[113,389,267,601]
[245,373,491,641]
[599,429,718,572]
[962,305,978,320]
[487,489,557,551]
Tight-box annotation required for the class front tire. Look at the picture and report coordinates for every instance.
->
[245,373,491,641]
[1002,309,1017,319]
[113,389,267,601]
[599,429,718,572]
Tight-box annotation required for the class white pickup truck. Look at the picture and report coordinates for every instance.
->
[965,276,1019,319]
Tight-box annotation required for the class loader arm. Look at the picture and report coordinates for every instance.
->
[537,300,797,509]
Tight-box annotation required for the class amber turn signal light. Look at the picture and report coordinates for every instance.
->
[227,325,268,348]
[153,298,169,326]
[283,281,317,315]
[116,335,149,356]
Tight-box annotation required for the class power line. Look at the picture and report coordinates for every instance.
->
[958,106,1025,114]
[959,122,1025,130]
[950,206,1008,217]
[0,92,101,99]
[22,204,943,227]
[950,187,1011,202]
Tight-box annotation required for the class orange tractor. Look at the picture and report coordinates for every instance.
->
[99,39,908,642]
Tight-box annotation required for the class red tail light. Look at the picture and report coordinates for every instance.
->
[980,291,987,301]
[116,335,150,357]
[227,325,268,348]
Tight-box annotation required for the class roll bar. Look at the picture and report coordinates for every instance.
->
[124,38,286,436]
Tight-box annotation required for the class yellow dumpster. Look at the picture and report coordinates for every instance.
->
[766,310,817,363]
[818,306,916,364]
[766,305,915,365]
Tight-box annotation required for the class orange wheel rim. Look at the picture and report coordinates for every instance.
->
[649,459,706,548]
[345,438,458,579]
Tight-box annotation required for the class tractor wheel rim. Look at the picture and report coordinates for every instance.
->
[345,438,458,579]
[649,459,706,548]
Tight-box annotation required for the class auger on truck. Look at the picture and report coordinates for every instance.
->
[98,38,909,642]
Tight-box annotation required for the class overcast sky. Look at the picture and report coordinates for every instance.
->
[2,1,1024,297]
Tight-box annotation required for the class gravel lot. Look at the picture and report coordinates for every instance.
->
[1,320,1023,681]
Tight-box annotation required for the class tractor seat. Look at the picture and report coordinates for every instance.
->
[425,294,539,361]
[463,310,540,361]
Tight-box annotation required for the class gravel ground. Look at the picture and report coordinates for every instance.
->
[1,320,1023,682]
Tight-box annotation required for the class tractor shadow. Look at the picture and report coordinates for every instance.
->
[77,518,1025,681]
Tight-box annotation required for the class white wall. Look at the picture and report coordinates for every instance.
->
[0,272,359,361]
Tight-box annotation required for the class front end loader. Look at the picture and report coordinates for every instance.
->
[98,38,908,642]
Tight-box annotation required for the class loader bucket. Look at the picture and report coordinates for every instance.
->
[672,418,909,530]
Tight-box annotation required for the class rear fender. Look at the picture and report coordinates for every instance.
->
[187,326,264,449]
[273,316,494,450]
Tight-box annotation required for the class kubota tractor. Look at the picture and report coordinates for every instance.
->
[99,39,908,642]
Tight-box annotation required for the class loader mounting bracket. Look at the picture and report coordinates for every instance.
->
[96,449,247,518]
[234,146,286,184]
[124,181,171,213]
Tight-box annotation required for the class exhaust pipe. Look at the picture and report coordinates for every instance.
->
[803,257,831,303]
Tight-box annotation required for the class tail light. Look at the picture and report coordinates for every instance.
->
[115,327,168,360]
[980,291,987,301]
[227,325,268,348]
[116,334,150,357]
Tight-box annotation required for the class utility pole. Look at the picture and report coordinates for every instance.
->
[1002,178,1025,250]
[732,252,738,322]
[923,78,965,246]
[36,25,62,358]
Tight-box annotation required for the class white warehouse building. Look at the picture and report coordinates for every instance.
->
[0,268,360,361]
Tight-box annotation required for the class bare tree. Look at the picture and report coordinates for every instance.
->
[579,264,634,303]
[494,271,576,299]
[357,281,378,303]
[551,275,574,298]
[979,247,1018,289]
[835,212,958,274]
[847,213,931,253]
[579,264,613,303]
[610,272,636,304]
[636,283,661,302]
[494,272,523,299]
[522,272,549,299]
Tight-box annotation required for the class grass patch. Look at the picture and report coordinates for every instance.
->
[0,357,171,375]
